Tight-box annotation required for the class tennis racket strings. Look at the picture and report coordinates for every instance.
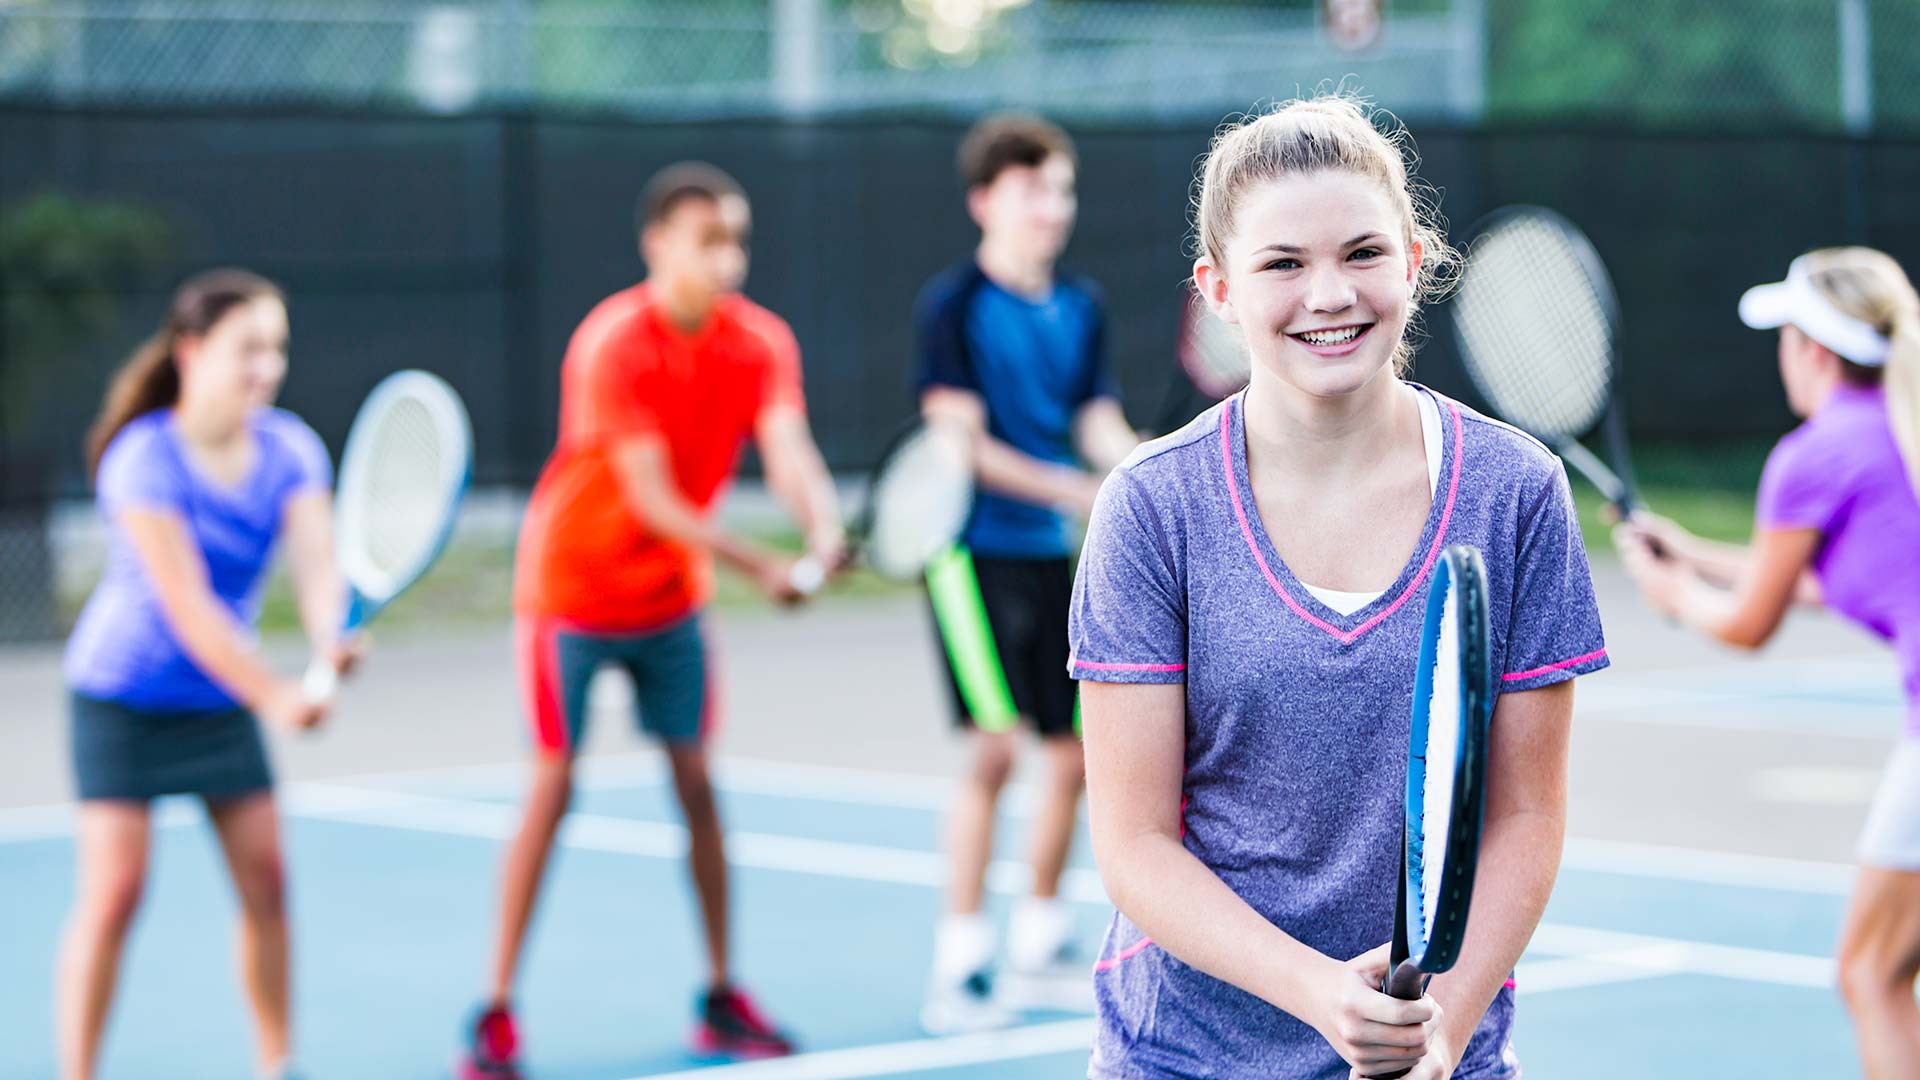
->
[1181,294,1252,400]
[1451,213,1614,442]
[1415,583,1463,941]
[863,422,974,582]
[341,393,458,591]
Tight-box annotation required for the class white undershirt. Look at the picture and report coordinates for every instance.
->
[1299,388,1443,616]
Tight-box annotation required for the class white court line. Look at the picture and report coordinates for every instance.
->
[625,938,1832,1080]
[290,784,1838,991]
[0,756,1861,897]
[289,782,1106,900]
[2,780,1838,1080]
[1529,924,1832,989]
[1511,944,1696,994]
[1559,837,1854,896]
[628,1019,1098,1080]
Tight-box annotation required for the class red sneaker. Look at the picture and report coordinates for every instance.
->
[454,1004,523,1080]
[690,985,796,1060]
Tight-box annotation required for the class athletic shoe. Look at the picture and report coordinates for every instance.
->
[454,1003,524,1080]
[690,985,796,1060]
[998,896,1095,1012]
[920,969,1017,1034]
[998,947,1098,1013]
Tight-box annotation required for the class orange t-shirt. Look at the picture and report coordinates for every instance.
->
[513,284,806,631]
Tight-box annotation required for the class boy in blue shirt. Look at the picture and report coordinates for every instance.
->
[915,113,1138,1032]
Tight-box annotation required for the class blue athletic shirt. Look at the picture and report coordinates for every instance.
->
[65,408,333,712]
[913,261,1116,559]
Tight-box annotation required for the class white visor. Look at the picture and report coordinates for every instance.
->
[1739,256,1890,366]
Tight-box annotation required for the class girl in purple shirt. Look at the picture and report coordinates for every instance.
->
[1616,247,1920,1078]
[1070,96,1607,1079]
[57,269,360,1080]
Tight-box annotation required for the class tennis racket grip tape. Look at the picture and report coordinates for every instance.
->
[1362,960,1429,1080]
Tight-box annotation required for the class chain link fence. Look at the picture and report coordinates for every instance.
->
[0,0,1474,123]
[2,0,1917,641]
[2,1,1913,130]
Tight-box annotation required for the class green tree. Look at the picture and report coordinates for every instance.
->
[1487,0,1844,131]
[0,192,176,447]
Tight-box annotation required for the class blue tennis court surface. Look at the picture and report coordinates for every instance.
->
[0,747,1861,1080]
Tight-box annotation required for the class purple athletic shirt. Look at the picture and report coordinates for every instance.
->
[1068,385,1608,1079]
[65,408,332,712]
[1757,382,1920,734]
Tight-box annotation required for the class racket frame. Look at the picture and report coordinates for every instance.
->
[1383,545,1493,997]
[302,370,472,701]
[1451,204,1645,514]
[1152,287,1250,434]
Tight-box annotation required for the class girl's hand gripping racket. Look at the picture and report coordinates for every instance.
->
[1368,545,1494,1079]
[301,370,473,702]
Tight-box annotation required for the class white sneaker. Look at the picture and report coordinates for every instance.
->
[998,951,1097,1013]
[920,970,1017,1035]
[997,898,1096,1012]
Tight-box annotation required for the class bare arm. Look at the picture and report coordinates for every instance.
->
[118,508,317,727]
[608,434,801,601]
[922,385,1103,518]
[1617,524,1821,650]
[754,403,845,564]
[280,490,346,655]
[1082,680,1437,1077]
[1423,680,1574,1076]
[1074,395,1141,474]
[1626,511,1821,604]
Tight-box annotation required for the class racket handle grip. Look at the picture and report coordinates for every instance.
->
[1358,959,1429,1078]
[301,656,339,704]
[1382,958,1427,1000]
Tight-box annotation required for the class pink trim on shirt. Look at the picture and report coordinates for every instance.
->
[1503,648,1609,682]
[1074,659,1188,672]
[1093,936,1157,972]
[1221,397,1464,645]
[1504,977,1517,990]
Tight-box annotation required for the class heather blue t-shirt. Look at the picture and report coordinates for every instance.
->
[65,408,333,712]
[1068,385,1609,1080]
[914,261,1115,558]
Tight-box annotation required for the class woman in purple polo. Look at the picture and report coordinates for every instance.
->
[1616,247,1920,1078]
[56,269,357,1080]
[1069,95,1609,1079]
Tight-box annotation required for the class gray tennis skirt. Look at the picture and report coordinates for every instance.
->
[69,691,273,802]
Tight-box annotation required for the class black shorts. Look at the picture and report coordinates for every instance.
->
[68,691,272,802]
[925,548,1078,739]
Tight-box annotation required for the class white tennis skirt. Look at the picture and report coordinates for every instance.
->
[1857,735,1920,870]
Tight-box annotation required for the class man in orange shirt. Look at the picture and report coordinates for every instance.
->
[458,163,843,1079]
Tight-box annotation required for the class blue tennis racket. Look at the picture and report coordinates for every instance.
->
[301,370,472,701]
[1370,545,1493,1078]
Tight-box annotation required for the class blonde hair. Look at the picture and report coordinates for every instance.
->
[1193,93,1458,374]
[1798,247,1920,499]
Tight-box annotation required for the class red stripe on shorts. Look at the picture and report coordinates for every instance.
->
[515,616,569,754]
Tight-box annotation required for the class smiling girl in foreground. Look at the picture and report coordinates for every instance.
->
[1069,96,1609,1078]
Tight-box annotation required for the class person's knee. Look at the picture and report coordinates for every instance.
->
[1044,738,1087,787]
[235,851,288,922]
[668,751,718,821]
[82,868,146,936]
[529,754,577,815]
[1837,943,1919,1011]
[968,734,1018,791]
